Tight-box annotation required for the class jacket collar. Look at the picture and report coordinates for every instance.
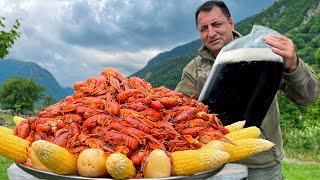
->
[197,30,242,60]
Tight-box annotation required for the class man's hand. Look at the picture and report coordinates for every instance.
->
[264,34,298,73]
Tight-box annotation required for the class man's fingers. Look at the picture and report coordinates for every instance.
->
[265,35,293,47]
[267,34,287,40]
[264,37,287,50]
[271,47,287,58]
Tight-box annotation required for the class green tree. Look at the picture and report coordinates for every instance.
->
[41,96,56,108]
[303,96,320,126]
[315,48,320,66]
[0,17,21,59]
[0,76,45,114]
[277,92,306,129]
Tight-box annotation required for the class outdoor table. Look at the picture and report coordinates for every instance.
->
[7,163,248,180]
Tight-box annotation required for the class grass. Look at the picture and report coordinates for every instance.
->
[0,157,13,180]
[285,150,320,163]
[0,114,13,121]
[0,114,14,126]
[282,161,320,179]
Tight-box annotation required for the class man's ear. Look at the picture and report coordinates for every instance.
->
[229,17,235,30]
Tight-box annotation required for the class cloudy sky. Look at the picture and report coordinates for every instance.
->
[1,0,276,88]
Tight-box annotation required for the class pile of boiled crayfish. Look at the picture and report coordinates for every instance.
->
[14,67,230,177]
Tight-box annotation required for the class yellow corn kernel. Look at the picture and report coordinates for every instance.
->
[225,120,246,133]
[223,138,275,163]
[201,140,226,151]
[0,132,30,162]
[31,140,78,175]
[106,153,136,179]
[0,126,14,134]
[13,116,26,125]
[225,126,261,141]
[171,149,229,176]
[28,147,52,172]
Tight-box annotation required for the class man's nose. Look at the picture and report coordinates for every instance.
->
[208,27,217,38]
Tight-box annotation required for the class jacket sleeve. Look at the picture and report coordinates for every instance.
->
[280,58,320,105]
[175,60,198,98]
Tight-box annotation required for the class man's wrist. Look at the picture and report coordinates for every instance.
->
[284,56,299,74]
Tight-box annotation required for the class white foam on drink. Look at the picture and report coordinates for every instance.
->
[215,48,283,64]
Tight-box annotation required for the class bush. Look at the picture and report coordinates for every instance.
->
[283,124,320,162]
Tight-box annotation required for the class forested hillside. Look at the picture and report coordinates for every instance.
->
[0,59,70,102]
[132,0,320,90]
[131,39,202,89]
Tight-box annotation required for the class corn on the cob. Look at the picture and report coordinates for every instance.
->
[31,140,78,175]
[225,126,261,141]
[28,147,52,172]
[225,120,246,133]
[171,149,229,176]
[223,138,275,163]
[0,126,14,134]
[0,132,30,162]
[106,152,136,179]
[201,140,226,151]
[13,116,26,125]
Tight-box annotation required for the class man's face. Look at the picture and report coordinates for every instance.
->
[197,6,235,57]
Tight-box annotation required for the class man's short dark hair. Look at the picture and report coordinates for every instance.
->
[195,1,231,27]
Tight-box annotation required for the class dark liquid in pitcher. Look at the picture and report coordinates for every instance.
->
[199,48,283,127]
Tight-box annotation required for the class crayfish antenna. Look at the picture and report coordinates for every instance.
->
[220,135,236,146]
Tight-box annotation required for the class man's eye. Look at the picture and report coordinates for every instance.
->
[200,27,207,32]
[213,23,222,27]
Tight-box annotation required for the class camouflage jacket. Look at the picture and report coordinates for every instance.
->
[175,31,320,168]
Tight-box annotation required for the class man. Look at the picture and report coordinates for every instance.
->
[175,1,320,179]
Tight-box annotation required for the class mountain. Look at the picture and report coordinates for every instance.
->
[0,59,70,102]
[131,39,202,90]
[131,0,320,90]
[64,87,75,96]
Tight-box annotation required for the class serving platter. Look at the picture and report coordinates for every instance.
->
[16,163,225,180]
